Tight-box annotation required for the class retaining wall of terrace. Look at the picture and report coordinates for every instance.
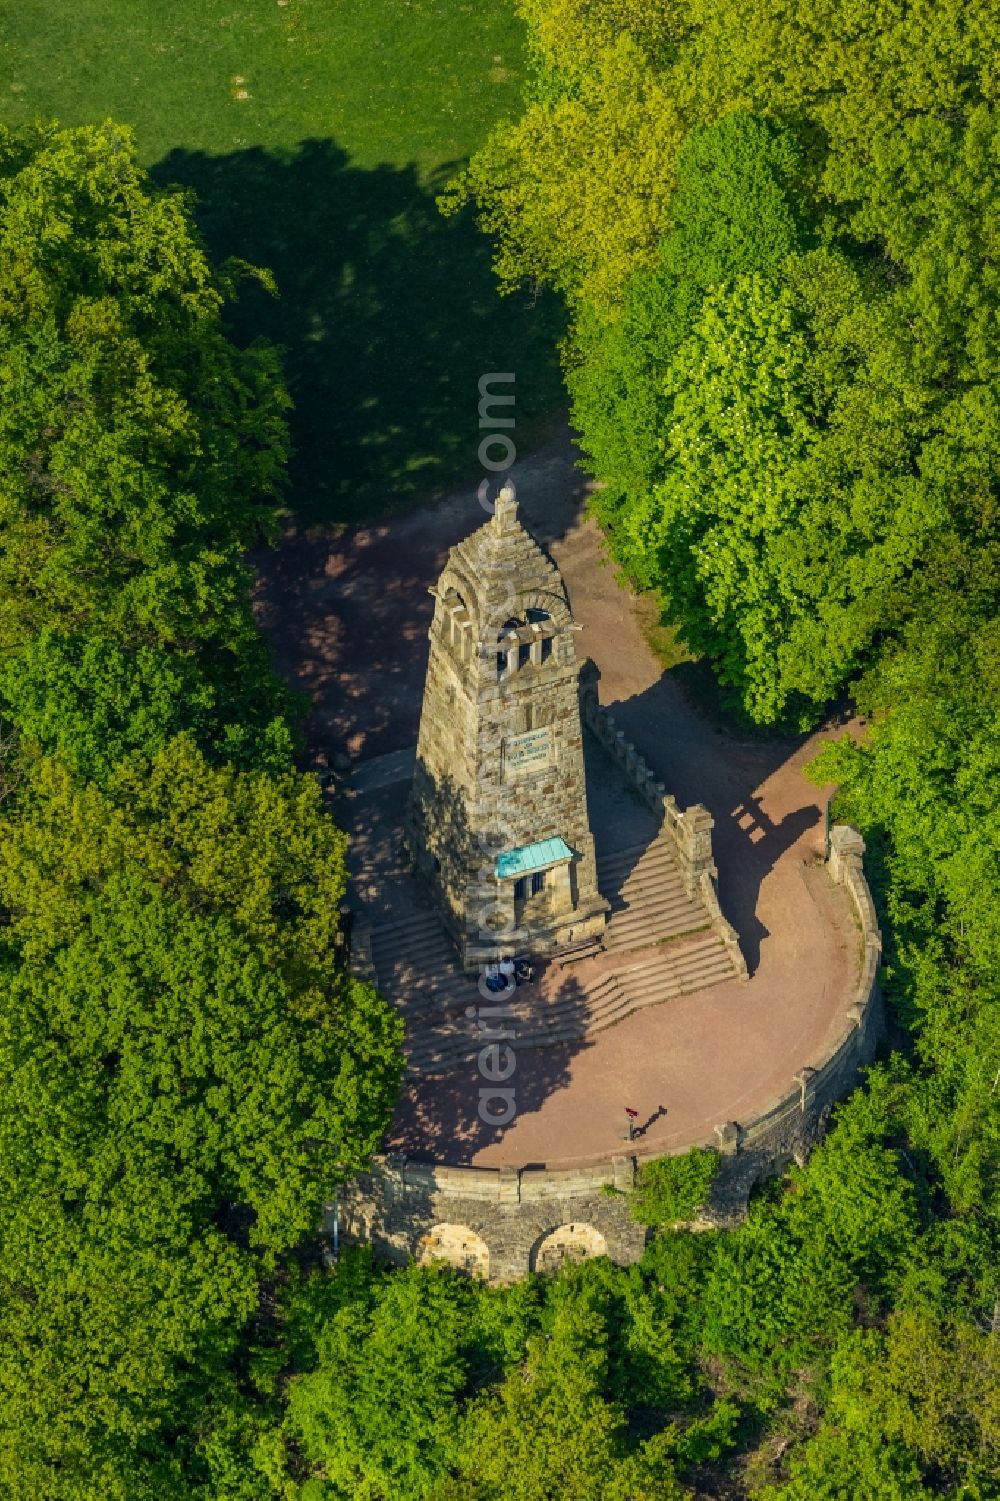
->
[332,825,882,1280]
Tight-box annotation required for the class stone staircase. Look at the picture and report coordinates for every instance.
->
[598,837,710,951]
[371,912,469,1018]
[398,932,737,1073]
[368,832,739,1074]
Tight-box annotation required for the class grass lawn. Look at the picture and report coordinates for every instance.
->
[1,0,563,520]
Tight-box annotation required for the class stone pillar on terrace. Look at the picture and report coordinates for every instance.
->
[676,804,717,898]
[829,824,865,885]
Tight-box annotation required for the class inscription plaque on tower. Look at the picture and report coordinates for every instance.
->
[503,727,552,778]
[406,485,609,968]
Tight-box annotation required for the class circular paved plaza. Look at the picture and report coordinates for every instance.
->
[255,431,862,1168]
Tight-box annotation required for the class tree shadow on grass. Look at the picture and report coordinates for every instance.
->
[152,138,565,524]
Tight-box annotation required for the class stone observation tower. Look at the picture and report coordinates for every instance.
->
[407,485,608,968]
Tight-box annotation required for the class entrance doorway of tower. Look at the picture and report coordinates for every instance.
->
[513,866,546,922]
[496,836,573,930]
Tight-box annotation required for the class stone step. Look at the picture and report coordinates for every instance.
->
[404,975,622,1065]
[604,881,699,924]
[381,971,474,1017]
[599,850,700,915]
[618,933,730,976]
[596,838,662,872]
[372,928,455,961]
[374,930,446,960]
[404,970,622,1042]
[616,868,692,893]
[371,909,450,948]
[386,931,712,1019]
[604,874,691,917]
[623,962,733,1008]
[600,906,708,942]
[605,908,708,948]
[397,959,614,1023]
[600,939,726,997]
[374,957,461,990]
[374,948,458,986]
[601,870,685,906]
[374,841,690,937]
[378,915,719,1021]
[388,987,473,1022]
[380,940,719,1025]
[604,864,700,903]
[598,849,680,883]
[598,838,678,873]
[621,942,734,996]
[608,909,703,939]
[367,842,730,1053]
[374,946,457,978]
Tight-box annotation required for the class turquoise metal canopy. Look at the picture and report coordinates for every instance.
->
[495,837,573,880]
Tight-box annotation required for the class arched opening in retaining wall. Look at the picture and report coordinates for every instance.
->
[418,1223,490,1279]
[530,1222,608,1274]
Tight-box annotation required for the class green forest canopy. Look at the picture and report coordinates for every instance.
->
[0,0,997,1490]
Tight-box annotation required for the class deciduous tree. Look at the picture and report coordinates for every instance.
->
[0,738,403,1494]
[0,121,289,656]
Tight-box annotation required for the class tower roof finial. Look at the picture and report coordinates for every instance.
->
[492,482,518,533]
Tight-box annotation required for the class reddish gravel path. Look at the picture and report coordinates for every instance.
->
[254,430,860,1167]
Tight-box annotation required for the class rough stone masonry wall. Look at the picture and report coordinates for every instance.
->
[407,511,606,965]
[337,1157,648,1283]
[459,654,605,954]
[332,825,883,1279]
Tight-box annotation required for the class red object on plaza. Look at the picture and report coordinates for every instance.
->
[624,1107,638,1119]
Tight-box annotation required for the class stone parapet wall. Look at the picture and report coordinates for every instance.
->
[348,917,376,982]
[705,824,883,1213]
[696,870,749,984]
[334,824,882,1279]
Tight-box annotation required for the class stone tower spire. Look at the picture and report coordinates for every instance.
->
[407,484,608,968]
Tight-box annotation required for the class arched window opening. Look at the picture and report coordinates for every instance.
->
[419,1224,490,1278]
[443,587,473,660]
[497,608,555,679]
